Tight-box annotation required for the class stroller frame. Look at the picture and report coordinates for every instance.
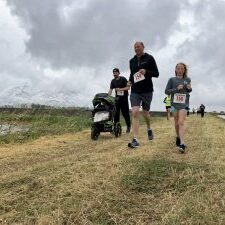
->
[91,93,122,140]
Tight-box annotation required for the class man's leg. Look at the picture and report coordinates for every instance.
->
[141,92,153,128]
[121,98,131,132]
[127,106,140,148]
[142,110,150,129]
[114,101,121,125]
[132,106,140,138]
[141,92,153,140]
[128,93,141,148]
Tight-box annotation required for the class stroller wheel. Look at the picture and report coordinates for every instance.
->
[114,123,122,138]
[91,126,99,140]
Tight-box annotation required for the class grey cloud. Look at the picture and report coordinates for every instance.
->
[177,0,225,66]
[2,0,225,110]
[6,0,185,70]
[172,0,225,109]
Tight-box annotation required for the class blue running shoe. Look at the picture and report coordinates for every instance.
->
[128,138,140,148]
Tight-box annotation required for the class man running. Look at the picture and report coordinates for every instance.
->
[128,41,159,148]
[108,68,131,133]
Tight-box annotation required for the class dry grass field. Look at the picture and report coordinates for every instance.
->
[0,114,225,224]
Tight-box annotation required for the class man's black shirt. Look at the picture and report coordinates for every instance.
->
[110,76,128,99]
[129,53,159,93]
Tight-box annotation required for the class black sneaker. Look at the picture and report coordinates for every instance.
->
[176,137,181,146]
[128,138,140,148]
[147,129,154,140]
[179,144,186,153]
[126,127,131,133]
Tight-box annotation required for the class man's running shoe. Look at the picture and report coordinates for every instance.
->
[128,138,140,148]
[179,144,186,153]
[147,129,154,140]
[176,137,181,146]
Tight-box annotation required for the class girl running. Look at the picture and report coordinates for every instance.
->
[165,63,192,153]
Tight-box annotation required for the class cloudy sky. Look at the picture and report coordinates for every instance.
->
[0,0,225,111]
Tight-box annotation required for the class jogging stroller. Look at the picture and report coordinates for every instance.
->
[91,93,122,140]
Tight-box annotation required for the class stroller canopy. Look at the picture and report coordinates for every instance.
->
[92,93,115,107]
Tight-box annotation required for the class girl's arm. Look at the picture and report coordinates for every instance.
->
[165,78,177,95]
[186,82,192,93]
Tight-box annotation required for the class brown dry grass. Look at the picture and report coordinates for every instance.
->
[0,114,225,224]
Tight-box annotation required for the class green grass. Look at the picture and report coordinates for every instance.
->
[1,114,225,224]
[121,158,214,193]
[0,110,91,144]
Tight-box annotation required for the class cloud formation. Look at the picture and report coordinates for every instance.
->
[1,0,225,111]
[6,0,184,69]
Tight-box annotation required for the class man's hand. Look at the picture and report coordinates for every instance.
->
[139,69,146,75]
[115,88,121,91]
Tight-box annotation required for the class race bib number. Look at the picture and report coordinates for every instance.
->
[173,93,186,104]
[117,90,124,96]
[133,72,145,83]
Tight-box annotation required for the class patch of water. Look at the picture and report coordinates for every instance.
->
[0,124,30,136]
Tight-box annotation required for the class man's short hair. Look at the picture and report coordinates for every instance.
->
[135,41,145,48]
[113,68,120,73]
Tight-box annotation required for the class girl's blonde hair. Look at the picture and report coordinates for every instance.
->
[175,62,188,78]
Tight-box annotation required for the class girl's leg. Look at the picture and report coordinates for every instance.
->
[173,111,179,137]
[177,110,187,145]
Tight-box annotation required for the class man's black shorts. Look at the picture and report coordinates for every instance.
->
[130,92,153,111]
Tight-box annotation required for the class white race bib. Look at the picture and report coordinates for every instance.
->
[117,90,124,96]
[133,72,145,83]
[173,93,186,104]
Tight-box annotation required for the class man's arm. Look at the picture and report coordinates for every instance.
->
[128,60,134,84]
[108,89,113,96]
[115,86,130,91]
[144,56,159,78]
[115,77,130,91]
[108,80,114,95]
